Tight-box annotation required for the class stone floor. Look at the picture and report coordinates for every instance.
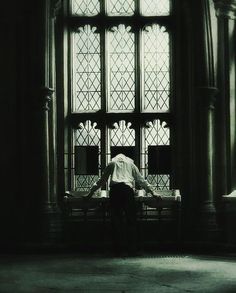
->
[1,252,236,292]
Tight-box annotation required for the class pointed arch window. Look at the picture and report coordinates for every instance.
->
[65,0,173,191]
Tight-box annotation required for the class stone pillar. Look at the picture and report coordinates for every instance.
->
[213,0,236,195]
[37,0,61,213]
[213,0,236,245]
[40,86,54,212]
[196,86,219,237]
[191,0,219,239]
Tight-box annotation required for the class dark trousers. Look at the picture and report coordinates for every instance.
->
[109,183,137,253]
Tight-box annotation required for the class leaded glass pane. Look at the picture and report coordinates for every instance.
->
[109,25,135,111]
[147,174,170,189]
[73,121,101,190]
[74,121,100,146]
[145,120,170,146]
[107,0,134,16]
[142,0,170,16]
[71,0,100,16]
[110,120,135,146]
[73,25,101,112]
[75,175,100,191]
[143,24,170,112]
[142,120,170,190]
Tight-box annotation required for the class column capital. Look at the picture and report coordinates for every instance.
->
[196,86,219,109]
[40,86,54,111]
[50,0,62,19]
[213,0,236,19]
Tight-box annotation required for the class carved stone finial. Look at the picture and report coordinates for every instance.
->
[51,0,62,19]
[213,0,236,19]
[196,86,219,110]
[40,86,54,111]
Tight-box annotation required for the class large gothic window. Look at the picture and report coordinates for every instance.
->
[65,0,173,191]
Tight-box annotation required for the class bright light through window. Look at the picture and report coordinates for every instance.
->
[68,0,172,191]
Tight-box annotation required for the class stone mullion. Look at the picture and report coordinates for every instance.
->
[134,21,142,169]
[100,123,108,189]
[100,20,108,181]
[228,19,236,191]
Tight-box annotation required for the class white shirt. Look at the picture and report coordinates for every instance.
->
[90,154,154,195]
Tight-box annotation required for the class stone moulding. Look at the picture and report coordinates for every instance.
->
[214,0,236,19]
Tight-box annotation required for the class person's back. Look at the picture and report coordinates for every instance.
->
[85,153,161,256]
[109,153,135,188]
[86,152,157,198]
[107,154,138,255]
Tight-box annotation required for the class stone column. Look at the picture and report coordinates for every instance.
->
[191,0,219,239]
[213,0,236,245]
[196,86,218,237]
[37,0,61,213]
[40,86,54,212]
[213,0,236,195]
[42,0,63,218]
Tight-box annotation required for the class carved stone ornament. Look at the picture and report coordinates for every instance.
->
[196,86,218,110]
[213,0,236,19]
[40,86,54,111]
[70,112,171,130]
[51,0,62,18]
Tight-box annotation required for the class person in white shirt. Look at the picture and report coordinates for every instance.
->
[86,153,161,256]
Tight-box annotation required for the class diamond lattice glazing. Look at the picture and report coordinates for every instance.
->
[147,174,170,190]
[74,121,100,146]
[143,24,170,112]
[73,26,101,112]
[142,0,170,16]
[75,175,100,191]
[142,120,170,189]
[73,121,101,190]
[69,2,172,191]
[111,121,135,146]
[109,25,135,111]
[72,0,100,16]
[108,0,134,16]
[144,120,170,146]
